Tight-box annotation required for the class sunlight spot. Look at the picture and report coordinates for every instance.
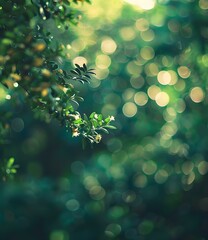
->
[142,161,157,175]
[126,61,142,76]
[157,71,171,85]
[177,66,191,79]
[66,199,80,211]
[144,63,159,76]
[174,80,186,91]
[6,94,11,100]
[199,0,208,9]
[101,38,117,54]
[147,85,161,100]
[71,39,86,52]
[140,46,155,61]
[154,170,168,184]
[130,76,145,89]
[190,87,204,103]
[123,88,135,101]
[155,92,169,107]
[134,92,148,106]
[119,27,136,41]
[124,0,156,10]
[122,102,137,117]
[135,18,149,31]
[105,224,121,238]
[182,161,194,175]
[96,54,111,69]
[95,68,109,80]
[102,104,117,116]
[134,175,148,188]
[73,56,87,66]
[198,161,208,175]
[140,29,155,42]
[187,172,195,185]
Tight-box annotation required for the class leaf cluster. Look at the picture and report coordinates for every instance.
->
[0,0,115,177]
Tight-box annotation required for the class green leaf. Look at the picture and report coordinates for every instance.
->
[73,118,83,124]
[84,114,89,122]
[105,125,117,129]
[7,157,14,168]
[98,114,103,121]
[105,116,111,124]
[99,127,109,134]
[10,169,17,173]
[91,119,98,128]
[90,112,96,119]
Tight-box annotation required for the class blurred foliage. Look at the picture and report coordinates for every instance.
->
[1,0,208,239]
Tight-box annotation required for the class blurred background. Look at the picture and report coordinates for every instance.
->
[1,0,208,239]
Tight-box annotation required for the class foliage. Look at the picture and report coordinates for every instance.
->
[0,0,115,178]
[1,0,208,239]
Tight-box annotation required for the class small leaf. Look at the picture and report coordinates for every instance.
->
[104,116,111,124]
[74,68,81,75]
[84,114,89,122]
[75,64,81,69]
[105,125,117,129]
[70,70,79,75]
[90,112,96,119]
[99,127,109,134]
[75,96,84,102]
[84,74,91,79]
[10,169,17,173]
[91,119,98,128]
[87,71,96,75]
[98,114,103,121]
[74,118,82,124]
[7,157,14,168]
[83,63,87,71]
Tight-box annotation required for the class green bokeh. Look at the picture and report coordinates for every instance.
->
[1,0,208,239]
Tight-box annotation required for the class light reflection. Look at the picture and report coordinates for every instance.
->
[157,71,171,85]
[73,56,87,66]
[142,160,157,175]
[134,92,148,106]
[119,27,136,41]
[177,66,191,78]
[105,224,121,238]
[71,39,86,52]
[134,174,148,188]
[140,29,155,42]
[124,0,156,10]
[130,76,145,89]
[95,68,109,80]
[190,87,204,103]
[135,18,149,31]
[174,79,186,91]
[175,99,186,113]
[199,0,208,9]
[155,92,170,107]
[154,169,168,184]
[147,85,161,100]
[122,88,135,101]
[182,161,194,175]
[122,102,137,117]
[101,38,117,54]
[126,61,142,76]
[198,161,208,175]
[96,54,111,69]
[144,63,159,76]
[140,46,155,60]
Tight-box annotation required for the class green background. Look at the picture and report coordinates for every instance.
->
[1,0,208,239]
